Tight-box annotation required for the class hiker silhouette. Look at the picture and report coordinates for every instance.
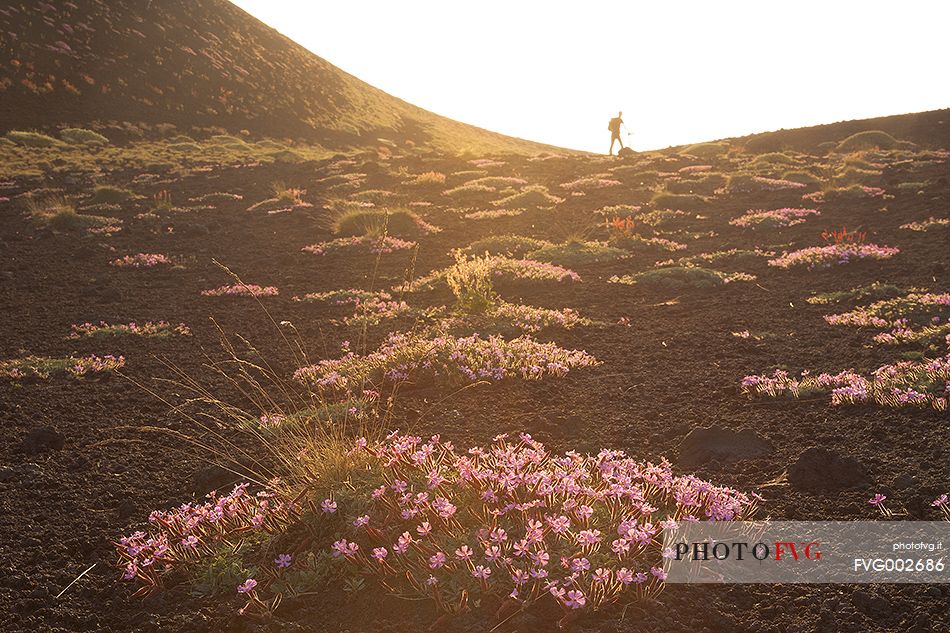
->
[608,111,625,156]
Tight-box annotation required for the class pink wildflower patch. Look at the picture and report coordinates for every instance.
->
[201,284,278,297]
[110,253,173,268]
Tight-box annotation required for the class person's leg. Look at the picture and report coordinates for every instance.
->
[609,136,616,155]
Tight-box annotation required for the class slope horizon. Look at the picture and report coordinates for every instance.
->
[229,0,950,153]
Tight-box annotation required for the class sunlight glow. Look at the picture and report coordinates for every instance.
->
[229,0,950,152]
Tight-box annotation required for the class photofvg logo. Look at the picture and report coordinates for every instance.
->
[674,539,822,563]
[663,521,948,584]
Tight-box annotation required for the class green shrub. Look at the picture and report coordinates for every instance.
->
[332,207,436,237]
[748,152,798,168]
[270,149,305,163]
[614,266,726,289]
[665,173,726,195]
[781,170,822,186]
[6,130,62,148]
[168,134,195,143]
[28,197,116,231]
[491,185,563,208]
[650,191,706,211]
[835,130,898,152]
[209,134,250,149]
[255,139,286,150]
[88,185,134,205]
[443,183,496,200]
[445,253,499,313]
[462,176,528,188]
[463,234,552,258]
[59,128,110,146]
[683,142,728,158]
[169,141,202,151]
[527,240,628,266]
[805,281,905,305]
[833,165,880,186]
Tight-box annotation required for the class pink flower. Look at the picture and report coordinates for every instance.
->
[868,493,887,506]
[576,529,601,546]
[353,515,370,528]
[372,547,388,560]
[569,557,590,573]
[455,545,473,560]
[321,498,337,514]
[429,552,447,569]
[564,589,586,609]
[237,578,257,594]
[472,565,492,579]
[274,554,292,568]
[651,566,668,581]
[485,545,505,562]
[331,539,359,558]
[616,567,634,584]
[530,550,549,567]
[932,494,948,507]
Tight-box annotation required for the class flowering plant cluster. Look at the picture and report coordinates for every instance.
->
[729,208,819,228]
[559,176,622,191]
[293,289,393,305]
[490,186,564,208]
[630,209,687,227]
[724,176,806,194]
[868,492,950,521]
[302,235,416,256]
[821,226,866,245]
[767,243,899,269]
[608,234,688,253]
[110,253,173,268]
[609,267,755,288]
[201,284,279,297]
[463,208,523,220]
[655,247,775,269]
[595,205,642,219]
[407,171,446,185]
[900,217,949,232]
[2,354,125,380]
[69,321,191,339]
[463,176,529,189]
[823,292,950,346]
[439,302,592,335]
[741,350,950,410]
[408,255,580,293]
[115,483,298,594]
[750,176,807,191]
[188,192,244,203]
[469,158,506,168]
[343,297,413,327]
[487,303,590,333]
[678,164,712,174]
[69,354,127,377]
[293,332,599,393]
[331,433,756,621]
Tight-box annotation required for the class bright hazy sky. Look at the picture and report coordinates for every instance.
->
[230,1,950,153]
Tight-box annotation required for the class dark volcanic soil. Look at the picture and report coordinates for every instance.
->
[1,141,949,633]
